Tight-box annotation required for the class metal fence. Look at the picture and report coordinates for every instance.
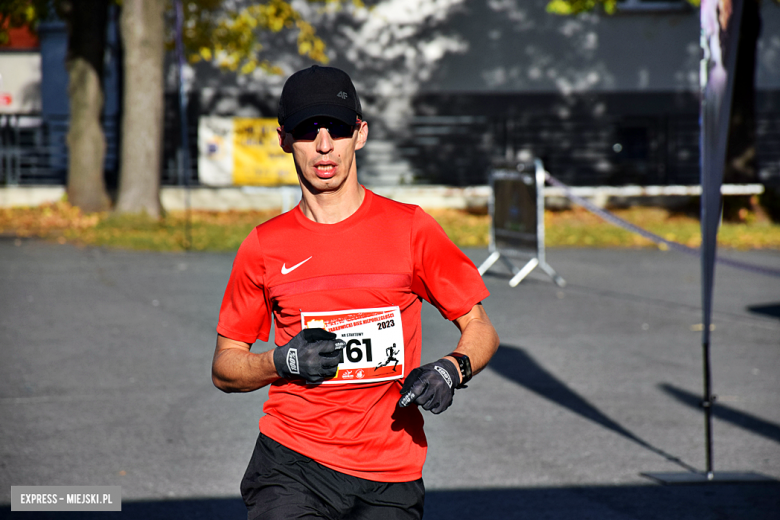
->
[0,115,67,185]
[0,106,196,188]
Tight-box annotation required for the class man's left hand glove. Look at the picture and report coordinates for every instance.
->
[398,358,460,414]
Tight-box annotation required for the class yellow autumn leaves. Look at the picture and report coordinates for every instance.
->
[2,202,779,252]
[181,0,363,75]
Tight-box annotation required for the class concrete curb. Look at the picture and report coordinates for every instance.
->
[0,184,762,211]
[0,185,492,211]
[0,186,67,208]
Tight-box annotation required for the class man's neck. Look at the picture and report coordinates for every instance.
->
[299,182,365,224]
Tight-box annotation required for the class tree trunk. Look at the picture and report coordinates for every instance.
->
[115,0,165,218]
[64,0,111,213]
[722,0,762,220]
[724,0,760,184]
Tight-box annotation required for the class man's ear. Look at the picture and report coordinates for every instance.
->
[277,127,293,153]
[355,121,369,151]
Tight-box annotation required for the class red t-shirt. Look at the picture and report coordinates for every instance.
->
[217,189,489,482]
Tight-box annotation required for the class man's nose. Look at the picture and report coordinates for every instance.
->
[315,128,334,153]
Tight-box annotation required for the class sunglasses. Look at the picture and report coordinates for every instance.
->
[291,118,359,141]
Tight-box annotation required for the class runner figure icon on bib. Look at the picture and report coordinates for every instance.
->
[375,344,400,372]
[301,306,404,385]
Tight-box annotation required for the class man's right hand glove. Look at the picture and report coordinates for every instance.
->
[273,328,341,383]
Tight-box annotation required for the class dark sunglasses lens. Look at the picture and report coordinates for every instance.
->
[328,123,354,139]
[292,120,354,140]
[292,124,318,140]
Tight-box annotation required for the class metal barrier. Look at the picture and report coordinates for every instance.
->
[478,159,565,287]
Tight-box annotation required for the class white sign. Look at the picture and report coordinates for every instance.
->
[197,116,234,186]
[301,306,405,385]
[0,53,41,114]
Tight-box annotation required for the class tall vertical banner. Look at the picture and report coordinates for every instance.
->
[699,0,743,477]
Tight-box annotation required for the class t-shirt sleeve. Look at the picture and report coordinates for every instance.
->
[216,229,272,344]
[409,207,490,321]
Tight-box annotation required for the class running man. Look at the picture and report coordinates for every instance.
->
[212,65,499,520]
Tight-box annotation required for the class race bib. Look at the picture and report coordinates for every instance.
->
[301,306,404,385]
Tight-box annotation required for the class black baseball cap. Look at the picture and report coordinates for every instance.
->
[278,65,362,132]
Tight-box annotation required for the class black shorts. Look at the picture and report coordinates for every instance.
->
[240,433,425,520]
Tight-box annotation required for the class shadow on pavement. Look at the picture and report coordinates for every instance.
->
[660,383,780,444]
[747,302,780,320]
[488,344,699,473]
[2,484,779,520]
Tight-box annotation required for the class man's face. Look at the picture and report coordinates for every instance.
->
[278,117,369,193]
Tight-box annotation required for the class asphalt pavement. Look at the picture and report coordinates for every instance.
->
[1,237,778,519]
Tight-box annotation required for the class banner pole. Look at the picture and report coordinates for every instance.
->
[641,0,771,484]
[702,339,714,479]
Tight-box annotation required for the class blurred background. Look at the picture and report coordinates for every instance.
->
[1,0,779,214]
[2,3,779,517]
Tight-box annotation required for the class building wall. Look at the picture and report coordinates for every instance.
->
[5,1,779,187]
[414,0,779,93]
[416,0,702,94]
[187,0,777,187]
[314,0,779,186]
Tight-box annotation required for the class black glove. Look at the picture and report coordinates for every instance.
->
[398,358,460,414]
[273,328,341,383]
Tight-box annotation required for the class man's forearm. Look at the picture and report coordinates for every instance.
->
[212,335,279,392]
[447,305,500,383]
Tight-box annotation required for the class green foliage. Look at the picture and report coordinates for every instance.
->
[2,0,356,73]
[546,0,701,15]
[0,0,53,44]
[546,0,618,15]
[176,0,361,74]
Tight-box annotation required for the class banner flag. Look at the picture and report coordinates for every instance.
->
[699,0,744,475]
[700,0,743,345]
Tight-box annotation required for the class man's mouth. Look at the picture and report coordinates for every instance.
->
[314,163,337,177]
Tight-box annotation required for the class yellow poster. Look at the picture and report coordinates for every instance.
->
[232,118,298,186]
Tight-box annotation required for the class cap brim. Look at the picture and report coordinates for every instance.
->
[283,104,359,132]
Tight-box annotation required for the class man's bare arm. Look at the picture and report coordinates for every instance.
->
[211,335,279,393]
[446,303,500,384]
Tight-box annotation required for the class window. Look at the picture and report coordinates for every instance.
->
[617,0,692,12]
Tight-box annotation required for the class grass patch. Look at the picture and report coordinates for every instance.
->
[0,202,279,252]
[2,201,779,252]
[544,206,780,250]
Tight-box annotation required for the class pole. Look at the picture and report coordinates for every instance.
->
[698,0,744,478]
[702,339,714,479]
[174,0,192,250]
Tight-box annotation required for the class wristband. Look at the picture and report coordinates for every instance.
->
[447,352,472,389]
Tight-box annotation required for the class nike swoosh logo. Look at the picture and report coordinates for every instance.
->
[281,256,313,275]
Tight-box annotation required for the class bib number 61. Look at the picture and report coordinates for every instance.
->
[337,338,373,363]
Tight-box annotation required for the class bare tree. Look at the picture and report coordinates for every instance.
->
[115,0,166,217]
[63,0,111,212]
